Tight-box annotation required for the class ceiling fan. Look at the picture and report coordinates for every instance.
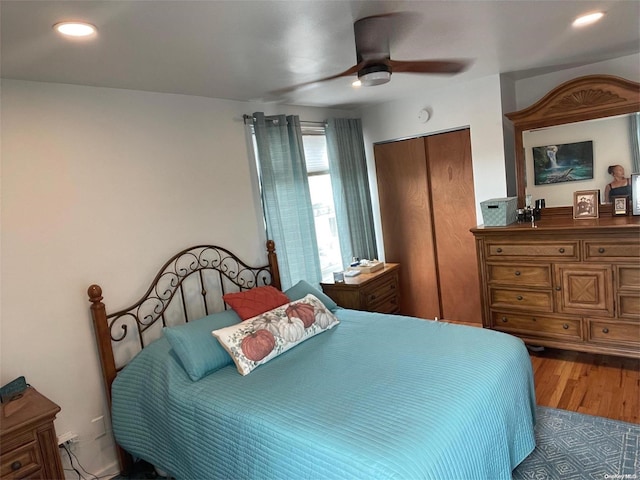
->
[273,13,471,95]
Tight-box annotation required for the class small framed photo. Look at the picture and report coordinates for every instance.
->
[632,173,640,216]
[611,196,629,216]
[573,190,599,219]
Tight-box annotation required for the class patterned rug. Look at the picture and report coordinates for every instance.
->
[115,406,639,479]
[513,406,639,479]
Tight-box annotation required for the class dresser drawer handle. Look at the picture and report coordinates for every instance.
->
[532,317,537,322]
[11,461,22,471]
[516,295,523,301]
[559,248,565,253]
[501,317,508,323]
[514,271,521,276]
[602,327,609,334]
[562,324,569,330]
[496,248,503,253]
[598,247,605,253]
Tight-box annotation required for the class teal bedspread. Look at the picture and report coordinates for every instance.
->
[112,310,536,479]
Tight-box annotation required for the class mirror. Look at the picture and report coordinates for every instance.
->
[506,75,640,214]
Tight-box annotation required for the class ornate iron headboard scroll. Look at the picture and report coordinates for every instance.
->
[87,240,280,473]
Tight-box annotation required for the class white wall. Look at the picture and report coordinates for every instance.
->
[514,53,640,109]
[0,79,349,476]
[358,74,508,258]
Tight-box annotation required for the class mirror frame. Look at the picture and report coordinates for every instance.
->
[506,74,640,216]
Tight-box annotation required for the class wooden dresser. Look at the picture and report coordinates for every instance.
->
[0,387,64,479]
[320,263,400,313]
[472,217,640,358]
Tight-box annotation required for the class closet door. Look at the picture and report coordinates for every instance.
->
[374,138,441,319]
[426,129,481,323]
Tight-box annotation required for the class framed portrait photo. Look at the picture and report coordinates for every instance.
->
[573,190,599,219]
[611,196,629,216]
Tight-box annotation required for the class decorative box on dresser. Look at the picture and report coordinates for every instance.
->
[471,216,640,358]
[320,263,400,313]
[0,387,64,480]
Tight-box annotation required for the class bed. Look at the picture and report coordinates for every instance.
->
[88,240,536,479]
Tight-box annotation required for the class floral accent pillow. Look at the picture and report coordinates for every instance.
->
[212,294,339,375]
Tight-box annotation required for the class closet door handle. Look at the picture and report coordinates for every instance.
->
[555,286,561,291]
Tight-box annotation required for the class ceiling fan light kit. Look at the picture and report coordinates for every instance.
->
[358,64,392,86]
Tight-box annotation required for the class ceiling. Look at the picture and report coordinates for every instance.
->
[2,0,639,110]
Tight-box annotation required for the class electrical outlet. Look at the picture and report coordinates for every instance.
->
[57,431,79,447]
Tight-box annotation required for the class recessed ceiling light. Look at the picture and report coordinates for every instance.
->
[572,12,605,27]
[54,21,97,37]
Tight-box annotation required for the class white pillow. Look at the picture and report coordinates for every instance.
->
[212,294,339,375]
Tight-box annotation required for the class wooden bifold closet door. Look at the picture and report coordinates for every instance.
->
[374,129,481,323]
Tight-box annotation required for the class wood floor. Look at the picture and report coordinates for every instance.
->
[529,347,639,424]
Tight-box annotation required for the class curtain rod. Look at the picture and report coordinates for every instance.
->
[243,114,327,127]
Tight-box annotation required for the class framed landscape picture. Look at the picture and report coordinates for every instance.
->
[532,141,593,185]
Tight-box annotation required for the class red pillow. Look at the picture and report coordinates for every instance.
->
[223,285,290,321]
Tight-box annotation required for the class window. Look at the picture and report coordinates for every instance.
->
[301,130,343,280]
[251,124,343,281]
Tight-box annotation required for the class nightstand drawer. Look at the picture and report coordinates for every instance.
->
[0,441,41,479]
[487,264,552,287]
[489,287,553,312]
[361,274,398,307]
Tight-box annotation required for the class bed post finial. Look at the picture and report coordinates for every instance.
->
[88,284,103,303]
[266,240,282,291]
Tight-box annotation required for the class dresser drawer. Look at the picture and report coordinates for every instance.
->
[487,263,552,287]
[0,430,35,454]
[486,241,578,260]
[489,287,553,312]
[584,241,640,261]
[617,265,640,290]
[588,320,640,346]
[361,273,398,307]
[0,441,41,479]
[619,292,640,318]
[491,311,582,340]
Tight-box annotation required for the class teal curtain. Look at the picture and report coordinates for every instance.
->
[630,113,640,173]
[252,112,321,289]
[326,118,378,265]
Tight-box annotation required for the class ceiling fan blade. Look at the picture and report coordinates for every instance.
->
[388,59,471,74]
[269,62,365,96]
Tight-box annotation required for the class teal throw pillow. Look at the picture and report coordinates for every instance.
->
[164,309,241,381]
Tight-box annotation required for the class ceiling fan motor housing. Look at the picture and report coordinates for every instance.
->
[358,63,392,86]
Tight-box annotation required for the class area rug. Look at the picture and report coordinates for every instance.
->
[513,406,639,479]
[114,406,639,479]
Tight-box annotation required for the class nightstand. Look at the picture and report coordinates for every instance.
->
[320,263,400,313]
[1,387,64,479]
